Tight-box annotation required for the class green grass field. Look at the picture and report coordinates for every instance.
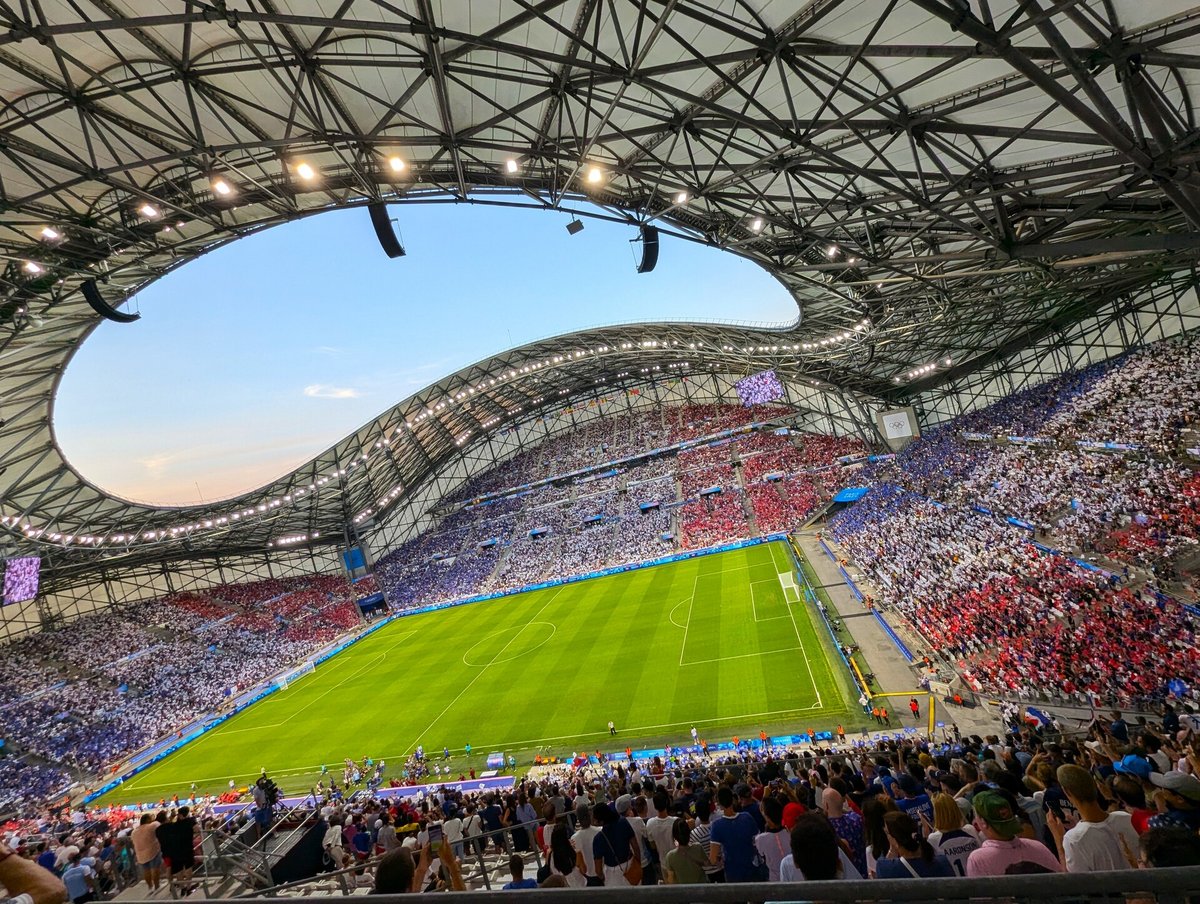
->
[99,541,861,805]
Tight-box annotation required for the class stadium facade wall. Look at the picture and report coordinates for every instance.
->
[913,274,1200,429]
[8,371,880,641]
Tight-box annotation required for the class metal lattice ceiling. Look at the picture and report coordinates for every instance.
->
[1,0,1199,584]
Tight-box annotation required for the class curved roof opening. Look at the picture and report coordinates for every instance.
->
[55,203,795,505]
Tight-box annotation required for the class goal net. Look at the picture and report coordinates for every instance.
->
[778,571,800,603]
[277,660,315,692]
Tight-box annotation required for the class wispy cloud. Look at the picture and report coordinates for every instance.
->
[303,384,362,399]
[314,345,345,356]
[136,453,179,473]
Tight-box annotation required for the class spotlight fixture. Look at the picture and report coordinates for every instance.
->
[750,217,763,233]
[586,166,603,184]
[40,226,61,241]
[826,243,838,258]
[675,190,688,205]
[139,203,160,219]
[22,261,42,274]
[505,158,519,174]
[212,177,233,196]
[566,218,585,235]
[388,156,405,173]
[295,161,316,181]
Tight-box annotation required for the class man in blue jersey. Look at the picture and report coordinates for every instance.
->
[709,786,758,882]
[894,774,933,825]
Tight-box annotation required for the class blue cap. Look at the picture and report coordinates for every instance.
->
[1113,755,1151,780]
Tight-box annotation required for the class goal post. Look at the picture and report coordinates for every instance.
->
[778,571,800,603]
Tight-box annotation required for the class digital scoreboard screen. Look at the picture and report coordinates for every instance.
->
[735,369,785,406]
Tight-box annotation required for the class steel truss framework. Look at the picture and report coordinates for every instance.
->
[2,1,1200,626]
[0,365,867,639]
[916,273,1200,425]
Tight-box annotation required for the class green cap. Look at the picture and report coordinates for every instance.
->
[973,790,1021,839]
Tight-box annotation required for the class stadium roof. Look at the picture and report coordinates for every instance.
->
[2,0,1199,583]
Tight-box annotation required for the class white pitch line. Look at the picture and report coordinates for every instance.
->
[680,647,802,667]
[668,599,692,629]
[403,587,566,752]
[678,574,700,667]
[784,556,822,709]
[116,699,838,796]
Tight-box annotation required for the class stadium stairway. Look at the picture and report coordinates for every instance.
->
[800,500,837,529]
[793,530,1001,740]
[485,542,516,589]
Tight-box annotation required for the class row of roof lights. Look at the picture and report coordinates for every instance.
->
[268,531,320,548]
[802,319,872,349]
[5,338,852,549]
[28,156,780,273]
[895,357,953,382]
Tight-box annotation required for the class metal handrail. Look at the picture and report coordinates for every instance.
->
[117,864,1200,903]
[238,816,548,897]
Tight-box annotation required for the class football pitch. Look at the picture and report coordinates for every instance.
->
[98,541,860,805]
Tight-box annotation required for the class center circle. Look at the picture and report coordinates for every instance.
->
[462,621,557,667]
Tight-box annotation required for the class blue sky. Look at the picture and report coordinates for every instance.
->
[55,203,795,505]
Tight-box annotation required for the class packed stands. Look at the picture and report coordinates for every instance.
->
[16,701,1199,887]
[376,407,863,605]
[828,332,1200,706]
[862,333,1200,577]
[0,576,363,803]
[829,483,1200,706]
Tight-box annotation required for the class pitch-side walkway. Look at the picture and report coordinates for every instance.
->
[793,530,1002,740]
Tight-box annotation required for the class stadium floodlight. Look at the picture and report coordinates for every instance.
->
[505,158,519,174]
[586,165,603,184]
[826,243,838,258]
[22,261,42,274]
[750,217,763,233]
[388,156,405,173]
[295,161,316,181]
[139,202,160,219]
[212,176,234,196]
[566,218,584,235]
[675,190,688,205]
[40,226,61,241]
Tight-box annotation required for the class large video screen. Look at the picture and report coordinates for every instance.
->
[3,557,41,605]
[735,370,785,406]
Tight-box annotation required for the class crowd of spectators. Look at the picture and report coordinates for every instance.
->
[865,333,1200,577]
[827,331,1200,706]
[829,484,1200,706]
[376,407,861,607]
[10,704,1198,895]
[0,577,364,808]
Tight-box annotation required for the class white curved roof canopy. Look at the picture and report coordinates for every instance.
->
[2,0,1199,587]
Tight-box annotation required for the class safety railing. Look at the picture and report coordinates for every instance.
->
[239,817,548,896]
[119,864,1200,903]
[187,799,322,897]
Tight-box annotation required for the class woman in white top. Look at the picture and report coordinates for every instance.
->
[923,792,981,877]
[753,798,790,882]
[548,824,587,888]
